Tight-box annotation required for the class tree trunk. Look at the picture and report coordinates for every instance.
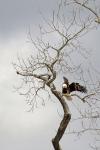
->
[51,88,71,150]
[52,113,71,150]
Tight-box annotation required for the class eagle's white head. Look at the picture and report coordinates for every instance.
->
[62,83,67,88]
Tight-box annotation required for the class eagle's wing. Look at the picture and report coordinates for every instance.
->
[69,82,87,93]
[63,77,69,84]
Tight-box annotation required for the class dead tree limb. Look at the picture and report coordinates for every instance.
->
[51,87,71,150]
[14,1,100,149]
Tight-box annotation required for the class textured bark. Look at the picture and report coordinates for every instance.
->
[51,88,71,150]
[52,114,71,150]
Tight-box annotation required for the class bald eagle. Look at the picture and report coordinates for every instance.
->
[62,77,87,100]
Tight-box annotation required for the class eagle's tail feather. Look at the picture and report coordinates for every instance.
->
[63,93,72,101]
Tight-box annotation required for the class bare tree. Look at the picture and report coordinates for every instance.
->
[14,0,100,150]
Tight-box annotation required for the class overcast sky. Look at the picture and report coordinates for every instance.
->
[0,0,100,150]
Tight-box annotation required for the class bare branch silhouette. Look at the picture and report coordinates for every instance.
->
[14,0,100,149]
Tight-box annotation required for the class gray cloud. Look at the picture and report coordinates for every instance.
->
[0,0,57,39]
[0,0,100,150]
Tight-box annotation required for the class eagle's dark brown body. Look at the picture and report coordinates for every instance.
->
[62,77,87,95]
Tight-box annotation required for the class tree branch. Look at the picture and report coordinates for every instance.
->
[74,0,100,24]
[15,1,100,149]
[16,71,47,82]
[71,93,96,103]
